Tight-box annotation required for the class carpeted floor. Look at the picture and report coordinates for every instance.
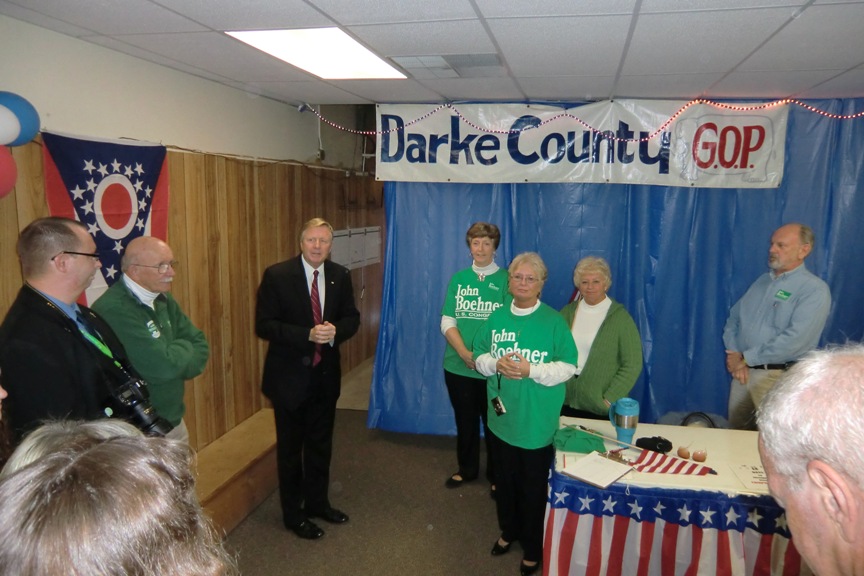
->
[224,409,529,576]
[335,356,374,411]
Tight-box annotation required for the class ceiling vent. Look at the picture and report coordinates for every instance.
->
[392,54,504,79]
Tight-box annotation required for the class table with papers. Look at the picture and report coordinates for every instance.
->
[544,418,811,576]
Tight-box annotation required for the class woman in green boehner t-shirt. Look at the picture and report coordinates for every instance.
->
[473,252,577,576]
[440,222,508,493]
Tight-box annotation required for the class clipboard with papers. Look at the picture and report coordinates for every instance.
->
[559,451,634,489]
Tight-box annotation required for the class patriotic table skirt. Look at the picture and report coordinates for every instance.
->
[544,470,811,576]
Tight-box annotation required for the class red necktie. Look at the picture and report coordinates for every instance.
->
[311,269,322,366]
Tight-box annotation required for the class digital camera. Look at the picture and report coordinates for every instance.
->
[491,396,507,416]
[104,378,173,437]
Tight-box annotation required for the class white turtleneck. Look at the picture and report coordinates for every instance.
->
[572,296,611,374]
[123,274,160,309]
[471,260,499,281]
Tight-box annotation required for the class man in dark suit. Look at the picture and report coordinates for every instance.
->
[255,217,360,540]
[0,217,170,442]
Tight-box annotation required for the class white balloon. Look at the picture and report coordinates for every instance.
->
[0,104,22,146]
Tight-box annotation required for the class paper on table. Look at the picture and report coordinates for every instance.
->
[729,463,770,493]
[560,451,634,489]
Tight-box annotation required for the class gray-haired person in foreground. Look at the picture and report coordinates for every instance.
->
[0,420,238,576]
[757,343,864,576]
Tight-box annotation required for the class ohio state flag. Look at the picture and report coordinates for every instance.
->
[42,131,169,304]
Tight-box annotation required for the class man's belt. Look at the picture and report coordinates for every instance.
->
[748,362,797,371]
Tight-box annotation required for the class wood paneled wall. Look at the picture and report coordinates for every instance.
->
[0,139,384,449]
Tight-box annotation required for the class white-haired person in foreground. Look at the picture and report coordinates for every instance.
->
[0,420,238,576]
[758,343,864,576]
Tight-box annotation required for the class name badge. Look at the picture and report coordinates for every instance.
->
[774,289,791,301]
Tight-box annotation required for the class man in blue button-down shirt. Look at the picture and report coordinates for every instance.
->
[723,223,831,430]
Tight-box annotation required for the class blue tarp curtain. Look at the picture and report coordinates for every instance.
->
[367,98,864,435]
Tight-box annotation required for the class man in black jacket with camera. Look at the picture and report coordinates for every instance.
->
[0,217,169,442]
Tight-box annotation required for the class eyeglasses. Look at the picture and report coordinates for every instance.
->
[51,250,101,261]
[511,274,539,284]
[132,261,178,274]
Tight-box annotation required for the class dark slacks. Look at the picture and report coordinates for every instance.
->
[489,429,554,563]
[560,405,607,420]
[272,372,338,528]
[560,376,607,421]
[444,370,494,483]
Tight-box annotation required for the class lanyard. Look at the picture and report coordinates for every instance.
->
[77,315,123,370]
[79,326,113,358]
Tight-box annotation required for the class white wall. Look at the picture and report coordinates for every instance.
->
[0,15,361,166]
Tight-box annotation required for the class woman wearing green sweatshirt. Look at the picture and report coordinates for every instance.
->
[559,257,643,419]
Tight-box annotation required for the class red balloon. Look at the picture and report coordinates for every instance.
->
[0,146,18,198]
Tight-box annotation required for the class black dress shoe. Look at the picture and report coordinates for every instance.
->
[445,473,476,488]
[309,507,349,524]
[490,538,511,556]
[445,474,463,488]
[288,520,324,540]
[520,560,541,575]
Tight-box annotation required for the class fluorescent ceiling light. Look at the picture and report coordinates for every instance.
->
[227,28,406,80]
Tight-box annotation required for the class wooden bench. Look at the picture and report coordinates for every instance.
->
[195,408,278,535]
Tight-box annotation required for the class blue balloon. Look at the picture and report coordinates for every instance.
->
[0,92,40,146]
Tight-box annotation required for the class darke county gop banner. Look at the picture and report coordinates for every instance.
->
[376,100,789,188]
[42,131,169,304]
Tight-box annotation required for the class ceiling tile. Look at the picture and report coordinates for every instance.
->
[348,20,495,56]
[417,76,524,101]
[1,0,863,104]
[155,0,332,31]
[519,77,616,102]
[624,8,794,75]
[251,80,371,104]
[114,31,313,82]
[640,0,807,12]
[489,15,631,77]
[738,3,864,71]
[473,0,636,18]
[797,66,864,98]
[85,35,234,82]
[310,0,479,25]
[12,0,205,34]
[0,0,94,36]
[709,69,844,98]
[616,73,726,99]
[328,79,444,103]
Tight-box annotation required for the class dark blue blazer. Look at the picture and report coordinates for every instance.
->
[255,256,360,410]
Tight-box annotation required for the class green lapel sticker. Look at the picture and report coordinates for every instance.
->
[775,289,791,301]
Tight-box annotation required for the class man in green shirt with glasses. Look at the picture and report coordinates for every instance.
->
[94,236,209,444]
